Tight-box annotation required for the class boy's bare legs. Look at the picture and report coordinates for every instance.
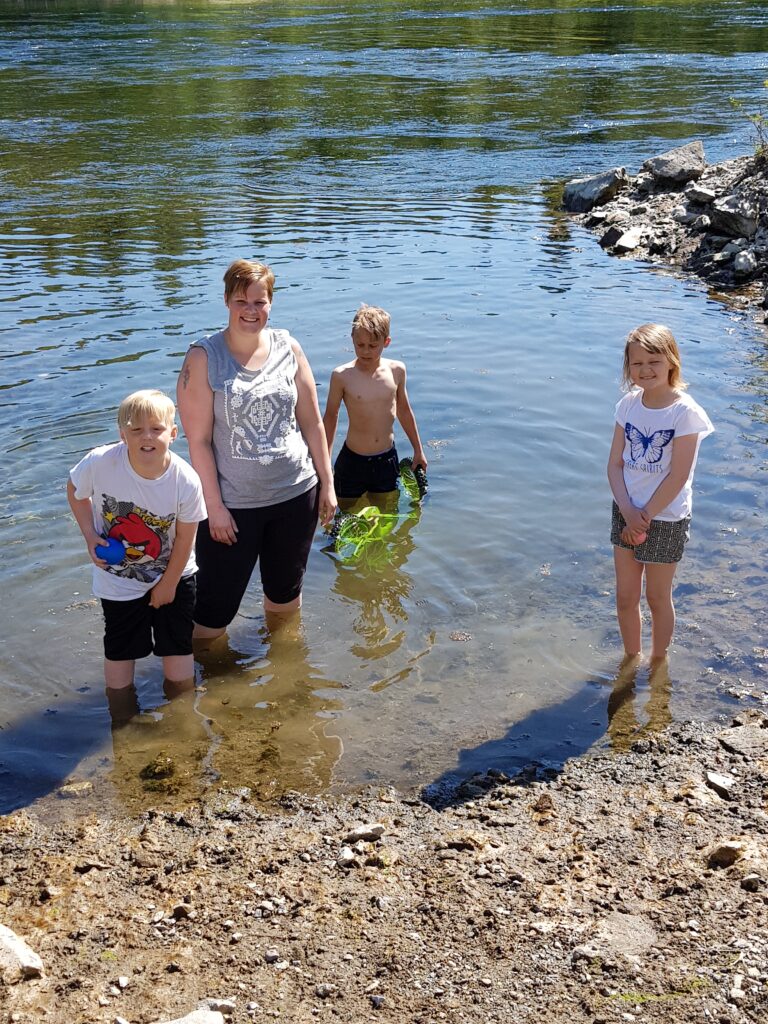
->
[162,654,195,697]
[104,658,135,689]
[337,488,398,514]
[368,489,400,513]
[613,547,644,657]
[645,562,678,659]
[105,683,140,727]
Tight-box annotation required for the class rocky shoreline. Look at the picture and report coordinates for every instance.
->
[562,141,768,325]
[1,710,767,1024]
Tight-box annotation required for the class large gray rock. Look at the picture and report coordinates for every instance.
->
[562,168,629,212]
[0,923,43,982]
[642,140,706,183]
[594,911,658,960]
[613,226,644,253]
[686,183,717,204]
[718,724,768,757]
[156,1011,224,1024]
[710,195,759,238]
[734,250,758,276]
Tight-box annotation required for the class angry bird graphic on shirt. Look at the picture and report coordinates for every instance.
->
[100,495,175,583]
[107,513,162,563]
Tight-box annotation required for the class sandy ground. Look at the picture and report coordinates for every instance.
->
[1,709,767,1024]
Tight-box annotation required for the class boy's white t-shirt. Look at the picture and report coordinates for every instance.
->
[69,442,207,601]
[615,389,714,521]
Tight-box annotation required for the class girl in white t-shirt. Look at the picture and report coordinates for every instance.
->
[607,324,713,663]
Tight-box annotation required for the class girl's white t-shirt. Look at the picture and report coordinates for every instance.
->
[70,442,206,600]
[614,389,714,521]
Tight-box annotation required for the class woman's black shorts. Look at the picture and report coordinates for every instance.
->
[194,483,319,629]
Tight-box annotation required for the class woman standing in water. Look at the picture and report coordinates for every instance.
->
[177,259,336,639]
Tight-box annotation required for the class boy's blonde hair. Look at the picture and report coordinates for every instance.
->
[352,304,390,342]
[118,390,176,430]
[223,259,275,302]
[623,323,687,390]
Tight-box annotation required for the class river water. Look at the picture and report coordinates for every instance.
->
[0,0,766,816]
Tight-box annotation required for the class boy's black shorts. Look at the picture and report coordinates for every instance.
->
[101,575,196,662]
[333,443,399,498]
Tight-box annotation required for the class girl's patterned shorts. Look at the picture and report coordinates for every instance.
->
[611,502,690,564]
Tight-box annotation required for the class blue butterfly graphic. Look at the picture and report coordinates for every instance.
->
[625,423,674,464]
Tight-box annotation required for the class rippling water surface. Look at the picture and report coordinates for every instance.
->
[1,0,767,816]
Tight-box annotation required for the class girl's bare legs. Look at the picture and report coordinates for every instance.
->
[613,546,644,656]
[644,562,679,659]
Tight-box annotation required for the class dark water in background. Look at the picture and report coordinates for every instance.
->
[0,0,766,816]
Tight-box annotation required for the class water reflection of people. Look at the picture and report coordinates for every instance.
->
[606,654,672,752]
[194,624,343,799]
[324,498,420,661]
[107,625,343,809]
[106,675,212,810]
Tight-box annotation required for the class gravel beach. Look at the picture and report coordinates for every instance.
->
[1,709,767,1024]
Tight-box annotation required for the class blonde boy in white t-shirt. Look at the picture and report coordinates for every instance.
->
[68,390,206,693]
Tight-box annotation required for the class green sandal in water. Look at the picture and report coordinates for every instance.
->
[399,457,428,500]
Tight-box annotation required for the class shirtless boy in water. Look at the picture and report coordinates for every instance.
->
[323,305,427,510]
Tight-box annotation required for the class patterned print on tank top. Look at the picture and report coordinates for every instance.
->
[225,373,295,464]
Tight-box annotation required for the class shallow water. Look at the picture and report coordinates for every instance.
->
[0,0,767,816]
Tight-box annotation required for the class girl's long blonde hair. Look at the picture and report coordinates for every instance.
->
[623,323,687,390]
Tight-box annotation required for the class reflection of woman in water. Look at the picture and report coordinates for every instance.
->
[107,626,343,808]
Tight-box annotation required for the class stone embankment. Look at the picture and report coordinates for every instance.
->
[1,711,767,1023]
[562,140,768,322]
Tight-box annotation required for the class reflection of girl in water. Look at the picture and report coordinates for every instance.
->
[606,655,672,752]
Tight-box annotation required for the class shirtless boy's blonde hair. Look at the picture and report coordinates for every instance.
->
[224,259,275,302]
[118,389,176,430]
[352,304,390,342]
[623,323,687,391]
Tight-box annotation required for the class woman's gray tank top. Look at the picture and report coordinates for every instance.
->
[190,329,317,508]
